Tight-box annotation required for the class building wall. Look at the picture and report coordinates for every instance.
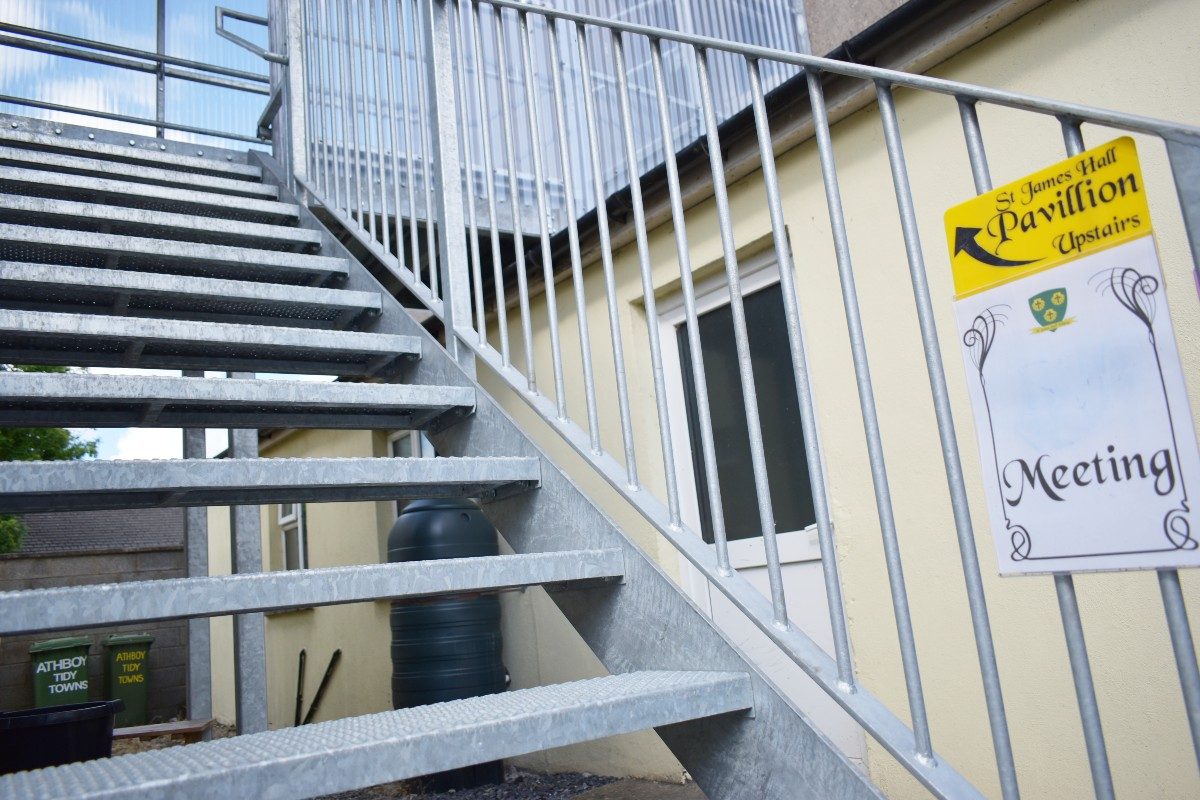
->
[0,549,188,722]
[475,0,1200,796]
[208,428,391,728]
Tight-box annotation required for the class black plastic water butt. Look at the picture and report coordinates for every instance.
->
[388,498,506,790]
[0,699,124,775]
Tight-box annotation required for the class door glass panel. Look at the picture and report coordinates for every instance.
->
[677,282,815,543]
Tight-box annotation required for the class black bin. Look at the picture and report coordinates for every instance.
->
[0,699,124,775]
[388,498,506,790]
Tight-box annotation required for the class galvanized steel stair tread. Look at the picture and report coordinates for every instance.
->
[0,455,542,513]
[0,261,378,326]
[0,195,322,250]
[0,145,279,198]
[0,166,298,221]
[0,371,473,429]
[0,127,262,178]
[0,550,624,635]
[0,224,345,283]
[0,308,419,375]
[0,671,752,800]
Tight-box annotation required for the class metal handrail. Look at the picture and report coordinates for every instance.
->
[0,14,274,144]
[215,7,287,64]
[0,21,270,84]
[296,2,1200,798]
[481,0,1200,145]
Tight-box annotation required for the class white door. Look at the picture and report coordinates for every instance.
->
[659,252,865,762]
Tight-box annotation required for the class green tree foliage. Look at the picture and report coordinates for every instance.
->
[0,365,98,554]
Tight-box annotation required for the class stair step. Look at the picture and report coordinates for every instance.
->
[0,225,345,284]
[0,672,751,800]
[0,309,420,375]
[0,127,262,179]
[0,166,298,222]
[0,550,622,635]
[0,371,473,429]
[0,262,379,326]
[0,195,321,251]
[0,455,540,513]
[0,145,278,198]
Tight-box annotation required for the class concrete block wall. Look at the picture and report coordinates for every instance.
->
[0,548,188,723]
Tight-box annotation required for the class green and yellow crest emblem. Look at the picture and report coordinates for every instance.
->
[1028,288,1073,333]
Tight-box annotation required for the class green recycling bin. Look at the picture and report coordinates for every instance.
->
[29,637,92,708]
[103,634,154,727]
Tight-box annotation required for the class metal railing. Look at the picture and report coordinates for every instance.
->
[0,3,276,145]
[291,1,1200,798]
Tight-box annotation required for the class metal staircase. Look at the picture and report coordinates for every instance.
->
[0,117,878,800]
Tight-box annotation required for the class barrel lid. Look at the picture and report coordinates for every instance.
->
[28,636,91,653]
[103,634,154,647]
[399,498,480,514]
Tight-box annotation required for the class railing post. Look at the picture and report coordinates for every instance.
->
[182,371,212,735]
[228,381,268,734]
[268,0,307,188]
[423,0,475,374]
[155,0,165,138]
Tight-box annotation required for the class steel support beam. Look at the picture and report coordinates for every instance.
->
[181,370,212,728]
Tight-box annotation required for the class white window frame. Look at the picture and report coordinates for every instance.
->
[277,503,307,571]
[389,430,436,516]
[656,250,823,604]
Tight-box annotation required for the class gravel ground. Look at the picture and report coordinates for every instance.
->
[320,768,616,800]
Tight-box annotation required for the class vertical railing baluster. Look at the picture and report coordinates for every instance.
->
[468,0,511,365]
[795,60,932,754]
[878,81,1023,791]
[331,1,352,217]
[397,0,424,289]
[415,0,439,294]
[380,0,410,278]
[576,20,637,484]
[493,8,537,386]
[693,47,781,599]
[352,4,377,240]
[612,31,681,526]
[518,10,568,418]
[338,4,363,226]
[366,0,390,256]
[1158,569,1200,770]
[648,38,736,577]
[452,0,487,343]
[547,17,600,448]
[1050,116,1118,800]
[739,51,855,676]
[424,0,473,368]
[299,1,317,190]
[321,0,336,208]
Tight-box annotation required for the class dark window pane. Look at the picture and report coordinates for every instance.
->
[677,283,815,544]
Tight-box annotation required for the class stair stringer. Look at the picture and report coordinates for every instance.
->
[254,153,882,800]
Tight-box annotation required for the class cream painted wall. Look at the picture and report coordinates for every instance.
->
[476,0,1200,796]
[207,429,393,730]
[206,427,683,779]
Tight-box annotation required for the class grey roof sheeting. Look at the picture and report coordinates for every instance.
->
[7,506,184,558]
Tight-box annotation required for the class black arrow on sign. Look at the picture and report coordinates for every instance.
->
[954,227,1041,268]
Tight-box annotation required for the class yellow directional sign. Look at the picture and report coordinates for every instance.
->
[944,136,1151,297]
